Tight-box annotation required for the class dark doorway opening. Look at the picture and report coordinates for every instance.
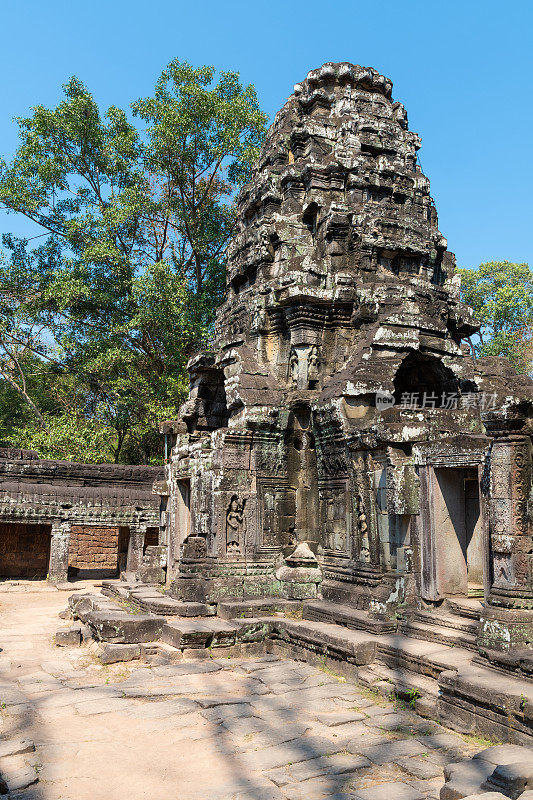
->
[118,526,130,573]
[393,352,460,407]
[433,467,483,597]
[143,526,159,553]
[0,522,51,579]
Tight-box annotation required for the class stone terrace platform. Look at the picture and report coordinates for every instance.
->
[0,581,518,800]
[64,581,533,749]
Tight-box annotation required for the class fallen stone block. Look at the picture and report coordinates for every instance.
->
[98,643,141,664]
[54,626,82,646]
[68,592,99,619]
[441,746,533,799]
[80,622,93,642]
[68,592,118,622]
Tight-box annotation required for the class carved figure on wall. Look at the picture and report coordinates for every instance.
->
[307,345,320,384]
[357,491,371,562]
[226,495,246,554]
[251,305,267,332]
[289,348,299,386]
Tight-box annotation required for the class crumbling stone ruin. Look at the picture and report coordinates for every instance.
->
[0,448,162,582]
[54,63,533,752]
[158,61,532,656]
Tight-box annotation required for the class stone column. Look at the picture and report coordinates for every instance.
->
[126,522,146,573]
[48,520,71,584]
[478,434,533,655]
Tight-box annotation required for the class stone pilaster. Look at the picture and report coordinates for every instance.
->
[48,520,71,583]
[478,434,533,655]
[126,523,146,573]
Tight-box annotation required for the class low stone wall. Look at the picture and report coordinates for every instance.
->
[68,525,121,571]
[0,451,163,581]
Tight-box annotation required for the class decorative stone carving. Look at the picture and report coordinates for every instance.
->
[288,348,299,386]
[226,496,246,554]
[161,62,532,650]
[356,492,371,563]
[307,345,320,385]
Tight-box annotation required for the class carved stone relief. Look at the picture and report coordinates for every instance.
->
[226,495,246,554]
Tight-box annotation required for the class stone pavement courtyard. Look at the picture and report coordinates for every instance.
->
[0,583,483,800]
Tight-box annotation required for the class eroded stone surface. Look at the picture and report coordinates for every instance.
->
[159,61,533,670]
[0,582,495,800]
[0,449,162,582]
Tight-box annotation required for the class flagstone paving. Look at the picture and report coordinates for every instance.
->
[0,583,479,799]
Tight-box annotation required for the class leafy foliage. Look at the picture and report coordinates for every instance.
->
[459,261,533,375]
[0,61,267,462]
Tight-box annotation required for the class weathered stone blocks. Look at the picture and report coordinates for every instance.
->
[54,625,82,646]
[440,746,533,799]
[86,611,164,643]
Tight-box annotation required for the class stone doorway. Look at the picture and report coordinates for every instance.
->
[432,467,484,597]
[0,522,52,578]
[176,480,191,544]
[118,526,130,573]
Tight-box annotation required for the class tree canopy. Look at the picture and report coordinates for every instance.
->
[459,261,533,375]
[0,60,268,463]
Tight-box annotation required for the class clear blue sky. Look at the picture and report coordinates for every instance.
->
[1,0,531,269]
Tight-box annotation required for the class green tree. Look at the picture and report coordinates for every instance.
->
[0,61,267,462]
[459,261,533,375]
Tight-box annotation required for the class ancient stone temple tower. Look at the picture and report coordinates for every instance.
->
[159,63,533,660]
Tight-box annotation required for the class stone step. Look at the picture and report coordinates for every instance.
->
[267,617,378,665]
[474,647,533,678]
[412,609,479,635]
[217,597,301,619]
[100,581,135,599]
[357,662,440,716]
[139,641,182,664]
[376,633,474,681]
[446,597,484,620]
[438,663,533,745]
[161,617,270,650]
[399,618,478,652]
[302,599,397,634]
[128,592,212,617]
